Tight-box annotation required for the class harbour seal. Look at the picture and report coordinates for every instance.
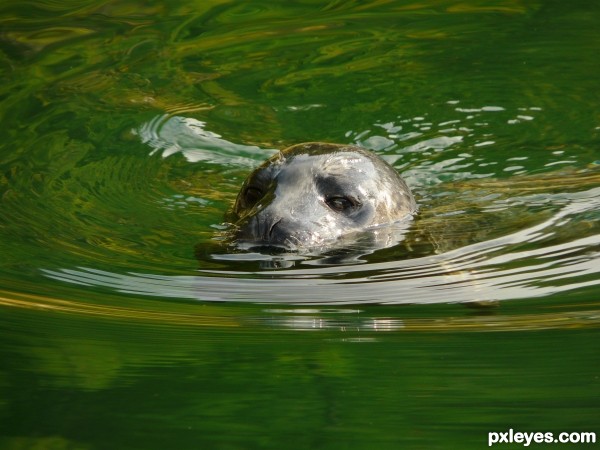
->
[229,142,417,253]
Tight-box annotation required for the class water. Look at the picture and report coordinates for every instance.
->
[1,0,599,448]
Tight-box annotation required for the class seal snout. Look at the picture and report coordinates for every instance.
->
[263,216,307,249]
[234,212,302,251]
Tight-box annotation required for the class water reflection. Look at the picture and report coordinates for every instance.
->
[134,114,276,166]
[2,290,599,333]
[254,309,600,333]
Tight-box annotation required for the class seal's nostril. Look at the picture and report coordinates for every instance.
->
[268,218,283,239]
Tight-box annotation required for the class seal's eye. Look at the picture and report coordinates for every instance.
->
[326,196,357,212]
[244,186,263,206]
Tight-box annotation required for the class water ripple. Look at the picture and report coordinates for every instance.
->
[134,114,276,166]
[41,186,600,305]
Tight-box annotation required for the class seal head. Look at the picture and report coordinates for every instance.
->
[230,142,416,252]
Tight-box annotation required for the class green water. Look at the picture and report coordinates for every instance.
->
[1,0,599,448]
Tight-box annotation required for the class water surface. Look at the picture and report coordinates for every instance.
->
[0,0,599,448]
